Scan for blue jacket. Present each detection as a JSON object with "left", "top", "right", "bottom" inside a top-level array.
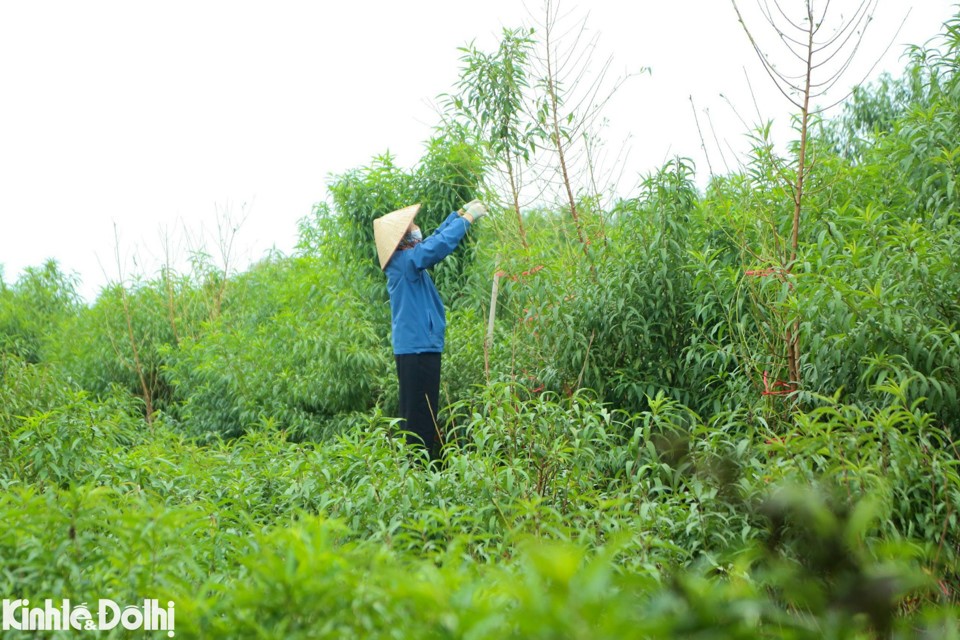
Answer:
[{"left": 384, "top": 212, "right": 471, "bottom": 355}]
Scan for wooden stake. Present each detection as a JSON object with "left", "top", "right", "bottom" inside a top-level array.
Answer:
[{"left": 484, "top": 267, "right": 501, "bottom": 381}]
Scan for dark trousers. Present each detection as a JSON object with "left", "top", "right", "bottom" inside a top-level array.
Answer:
[{"left": 395, "top": 352, "right": 442, "bottom": 458}]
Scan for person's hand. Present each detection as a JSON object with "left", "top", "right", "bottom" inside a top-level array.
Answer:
[{"left": 460, "top": 199, "right": 487, "bottom": 222}]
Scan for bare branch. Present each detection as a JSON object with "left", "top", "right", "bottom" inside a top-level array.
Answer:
[
  {"left": 760, "top": 0, "right": 810, "bottom": 50},
  {"left": 777, "top": 35, "right": 813, "bottom": 65},
  {"left": 731, "top": 0, "right": 805, "bottom": 107},
  {"left": 743, "top": 68, "right": 766, "bottom": 125},
  {"left": 690, "top": 95, "right": 716, "bottom": 177},
  {"left": 812, "top": 0, "right": 874, "bottom": 52},
  {"left": 812, "top": 0, "right": 873, "bottom": 55},
  {"left": 812, "top": 24, "right": 867, "bottom": 73},
  {"left": 816, "top": 0, "right": 833, "bottom": 34},
  {"left": 721, "top": 90, "right": 750, "bottom": 130},
  {"left": 768, "top": 0, "right": 805, "bottom": 33},
  {"left": 725, "top": 138, "right": 748, "bottom": 173},
  {"left": 810, "top": 10, "right": 908, "bottom": 114},
  {"left": 705, "top": 107, "right": 732, "bottom": 175},
  {"left": 810, "top": 45, "right": 863, "bottom": 94}
]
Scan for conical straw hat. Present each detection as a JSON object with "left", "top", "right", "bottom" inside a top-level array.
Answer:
[{"left": 373, "top": 203, "right": 421, "bottom": 269}]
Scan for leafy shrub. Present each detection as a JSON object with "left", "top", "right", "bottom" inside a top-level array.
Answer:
[
  {"left": 163, "top": 255, "right": 390, "bottom": 440},
  {"left": 515, "top": 159, "right": 699, "bottom": 413},
  {"left": 0, "top": 260, "right": 81, "bottom": 363},
  {"left": 1, "top": 384, "right": 147, "bottom": 489}
]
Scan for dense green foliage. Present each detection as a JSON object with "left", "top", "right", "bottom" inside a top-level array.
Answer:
[{"left": 2, "top": 10, "right": 960, "bottom": 639}]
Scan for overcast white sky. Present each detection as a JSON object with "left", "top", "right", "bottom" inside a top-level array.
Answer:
[{"left": 1, "top": 1, "right": 956, "bottom": 301}]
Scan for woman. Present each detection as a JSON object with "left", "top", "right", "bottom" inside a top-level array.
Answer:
[{"left": 373, "top": 200, "right": 487, "bottom": 459}]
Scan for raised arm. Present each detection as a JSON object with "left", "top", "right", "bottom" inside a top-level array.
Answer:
[{"left": 410, "top": 212, "right": 471, "bottom": 271}]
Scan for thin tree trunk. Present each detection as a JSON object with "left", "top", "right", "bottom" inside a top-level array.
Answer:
[
  {"left": 163, "top": 268, "right": 180, "bottom": 347},
  {"left": 113, "top": 225, "right": 154, "bottom": 425},
  {"left": 120, "top": 285, "right": 154, "bottom": 426},
  {"left": 785, "top": 4, "right": 816, "bottom": 388},
  {"left": 790, "top": 11, "right": 814, "bottom": 267},
  {"left": 548, "top": 77, "right": 589, "bottom": 256},
  {"left": 543, "top": 14, "right": 589, "bottom": 258},
  {"left": 506, "top": 157, "right": 529, "bottom": 247}
]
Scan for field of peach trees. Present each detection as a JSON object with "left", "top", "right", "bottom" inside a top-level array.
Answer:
[{"left": 2, "top": 6, "right": 960, "bottom": 639}]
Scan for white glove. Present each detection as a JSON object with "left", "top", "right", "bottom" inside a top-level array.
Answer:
[{"left": 461, "top": 199, "right": 487, "bottom": 222}]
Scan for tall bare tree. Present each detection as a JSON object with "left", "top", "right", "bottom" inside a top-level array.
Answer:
[
  {"left": 730, "top": 0, "right": 903, "bottom": 388},
  {"left": 531, "top": 0, "right": 639, "bottom": 255}
]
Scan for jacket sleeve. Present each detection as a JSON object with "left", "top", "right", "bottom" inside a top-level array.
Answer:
[{"left": 410, "top": 212, "right": 471, "bottom": 271}]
